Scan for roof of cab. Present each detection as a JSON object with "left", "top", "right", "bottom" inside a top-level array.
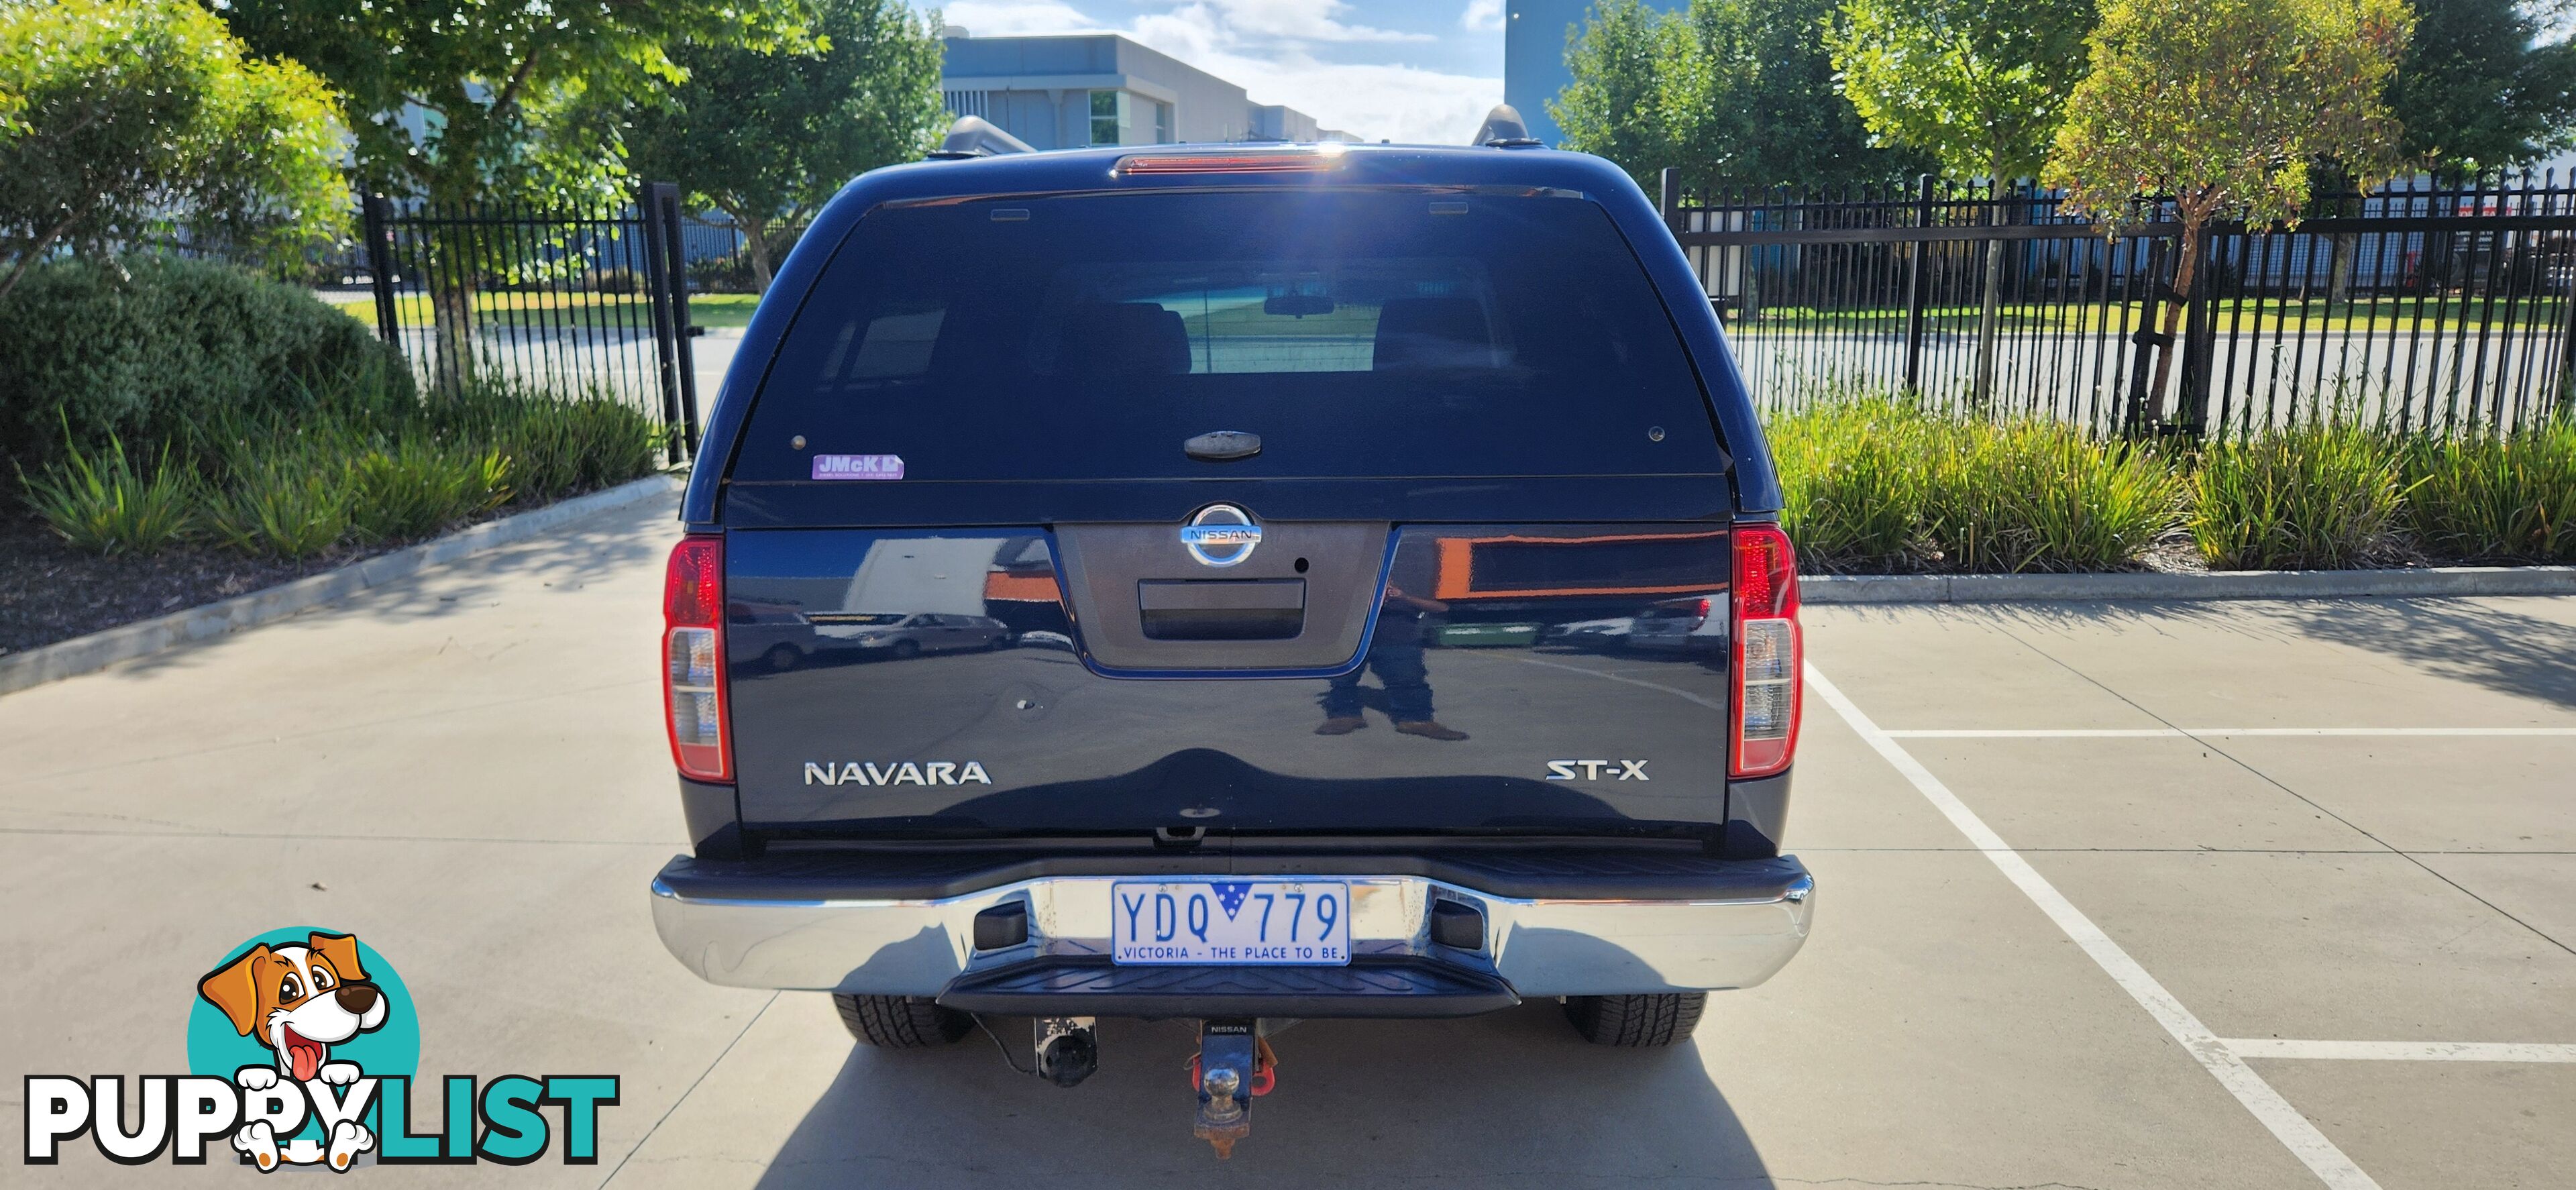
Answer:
[{"left": 828, "top": 140, "right": 1649, "bottom": 209}]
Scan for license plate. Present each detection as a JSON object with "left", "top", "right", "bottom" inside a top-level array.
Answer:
[{"left": 1110, "top": 881, "right": 1352, "bottom": 965}]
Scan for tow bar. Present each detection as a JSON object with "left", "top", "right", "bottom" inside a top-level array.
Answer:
[{"left": 1189, "top": 1019, "right": 1278, "bottom": 1158}]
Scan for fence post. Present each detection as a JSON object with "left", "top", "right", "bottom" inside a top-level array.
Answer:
[
  {"left": 2123, "top": 233, "right": 2171, "bottom": 435},
  {"left": 656, "top": 184, "right": 703, "bottom": 459},
  {"left": 639, "top": 180, "right": 688, "bottom": 466},
  {"left": 2176, "top": 229, "right": 2220, "bottom": 437},
  {"left": 1660, "top": 168, "right": 1680, "bottom": 230},
  {"left": 362, "top": 195, "right": 400, "bottom": 346},
  {"left": 1904, "top": 174, "right": 1933, "bottom": 394}
]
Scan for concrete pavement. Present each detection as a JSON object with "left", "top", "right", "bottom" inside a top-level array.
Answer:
[{"left": 4, "top": 493, "right": 2569, "bottom": 1187}]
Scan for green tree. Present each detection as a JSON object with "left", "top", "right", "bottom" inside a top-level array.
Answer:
[
  {"left": 619, "top": 0, "right": 945, "bottom": 292},
  {"left": 215, "top": 0, "right": 803, "bottom": 388},
  {"left": 1669, "top": 0, "right": 1894, "bottom": 190},
  {"left": 2044, "top": 0, "right": 2408, "bottom": 431},
  {"left": 1826, "top": 0, "right": 2094, "bottom": 405},
  {"left": 1552, "top": 0, "right": 1686, "bottom": 183},
  {"left": 1554, "top": 0, "right": 1894, "bottom": 191},
  {"left": 0, "top": 0, "right": 345, "bottom": 303},
  {"left": 2386, "top": 0, "right": 2576, "bottom": 176}
]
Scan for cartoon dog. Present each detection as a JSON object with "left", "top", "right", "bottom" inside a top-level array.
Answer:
[{"left": 197, "top": 932, "right": 387, "bottom": 1171}]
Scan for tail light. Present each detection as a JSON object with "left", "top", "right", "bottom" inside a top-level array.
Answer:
[
  {"left": 663, "top": 535, "right": 730, "bottom": 781},
  {"left": 1730, "top": 523, "right": 1802, "bottom": 778}
]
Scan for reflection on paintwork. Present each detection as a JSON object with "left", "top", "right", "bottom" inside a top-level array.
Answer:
[{"left": 724, "top": 524, "right": 1733, "bottom": 835}]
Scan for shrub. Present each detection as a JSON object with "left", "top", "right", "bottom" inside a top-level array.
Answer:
[
  {"left": 17, "top": 429, "right": 199, "bottom": 553},
  {"left": 209, "top": 468, "right": 354, "bottom": 558},
  {"left": 2401, "top": 421, "right": 2576, "bottom": 562},
  {"left": 2189, "top": 423, "right": 2406, "bottom": 570},
  {"left": 1770, "top": 397, "right": 1935, "bottom": 567},
  {"left": 346, "top": 436, "right": 511, "bottom": 543},
  {"left": 203, "top": 425, "right": 356, "bottom": 558},
  {"left": 1937, "top": 422, "right": 2184, "bottom": 572},
  {"left": 1770, "top": 398, "right": 2184, "bottom": 572},
  {"left": 437, "top": 379, "right": 661, "bottom": 501},
  {"left": 0, "top": 256, "right": 413, "bottom": 468}
]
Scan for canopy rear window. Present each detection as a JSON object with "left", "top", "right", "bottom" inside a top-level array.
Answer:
[{"left": 734, "top": 189, "right": 1722, "bottom": 482}]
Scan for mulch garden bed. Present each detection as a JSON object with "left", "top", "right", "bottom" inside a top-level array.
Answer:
[{"left": 0, "top": 512, "right": 395, "bottom": 657}]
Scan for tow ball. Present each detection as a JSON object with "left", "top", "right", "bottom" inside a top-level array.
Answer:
[{"left": 1189, "top": 1019, "right": 1278, "bottom": 1159}]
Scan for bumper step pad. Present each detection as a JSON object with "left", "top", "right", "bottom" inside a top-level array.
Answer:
[{"left": 937, "top": 957, "right": 1518, "bottom": 1019}]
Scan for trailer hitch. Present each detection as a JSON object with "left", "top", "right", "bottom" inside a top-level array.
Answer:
[{"left": 1190, "top": 1018, "right": 1276, "bottom": 1158}]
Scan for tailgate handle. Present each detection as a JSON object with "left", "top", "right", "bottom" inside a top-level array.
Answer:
[
  {"left": 1183, "top": 430, "right": 1262, "bottom": 461},
  {"left": 1137, "top": 579, "right": 1305, "bottom": 641}
]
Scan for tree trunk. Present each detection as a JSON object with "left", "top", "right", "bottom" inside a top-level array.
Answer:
[
  {"left": 427, "top": 248, "right": 477, "bottom": 395},
  {"left": 423, "top": 195, "right": 480, "bottom": 396},
  {"left": 1974, "top": 227, "right": 2004, "bottom": 411},
  {"left": 2326, "top": 231, "right": 2357, "bottom": 309},
  {"left": 743, "top": 215, "right": 773, "bottom": 294},
  {"left": 2149, "top": 218, "right": 2204, "bottom": 417},
  {"left": 0, "top": 211, "right": 84, "bottom": 305},
  {"left": 1972, "top": 180, "right": 2008, "bottom": 412}
]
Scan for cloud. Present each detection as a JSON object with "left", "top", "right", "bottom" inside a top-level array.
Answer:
[
  {"left": 1169, "top": 52, "right": 1502, "bottom": 144},
  {"left": 939, "top": 0, "right": 1499, "bottom": 143},
  {"left": 1193, "top": 0, "right": 1432, "bottom": 44},
  {"left": 938, "top": 0, "right": 1101, "bottom": 36},
  {"left": 1460, "top": 0, "right": 1503, "bottom": 32}
]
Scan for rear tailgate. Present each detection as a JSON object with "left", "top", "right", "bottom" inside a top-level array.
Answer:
[{"left": 725, "top": 523, "right": 1732, "bottom": 834}]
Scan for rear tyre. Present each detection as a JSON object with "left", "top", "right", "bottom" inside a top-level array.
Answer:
[
  {"left": 1563, "top": 993, "right": 1706, "bottom": 1047},
  {"left": 833, "top": 994, "right": 973, "bottom": 1048}
]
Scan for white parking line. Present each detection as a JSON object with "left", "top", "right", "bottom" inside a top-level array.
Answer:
[
  {"left": 1805, "top": 662, "right": 2383, "bottom": 1190},
  {"left": 1884, "top": 727, "right": 2576, "bottom": 738},
  {"left": 2223, "top": 1039, "right": 2576, "bottom": 1063}
]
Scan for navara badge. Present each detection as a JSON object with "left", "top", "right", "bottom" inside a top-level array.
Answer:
[{"left": 1181, "top": 504, "right": 1262, "bottom": 567}]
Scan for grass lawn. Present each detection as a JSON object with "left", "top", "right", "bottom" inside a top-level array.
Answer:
[{"left": 326, "top": 290, "right": 765, "bottom": 331}]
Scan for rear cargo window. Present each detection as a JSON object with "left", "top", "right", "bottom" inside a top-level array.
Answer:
[{"left": 735, "top": 189, "right": 1722, "bottom": 482}]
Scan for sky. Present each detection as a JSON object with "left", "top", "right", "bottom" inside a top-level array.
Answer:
[{"left": 935, "top": 0, "right": 1508, "bottom": 146}]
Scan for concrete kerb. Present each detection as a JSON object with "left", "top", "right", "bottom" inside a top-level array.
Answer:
[
  {"left": 1805, "top": 565, "right": 2576, "bottom": 604},
  {"left": 0, "top": 472, "right": 684, "bottom": 696}
]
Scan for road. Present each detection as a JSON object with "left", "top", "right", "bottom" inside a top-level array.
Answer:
[{"left": 4, "top": 490, "right": 2570, "bottom": 1187}]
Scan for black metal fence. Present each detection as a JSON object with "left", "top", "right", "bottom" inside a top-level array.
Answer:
[
  {"left": 1664, "top": 171, "right": 2576, "bottom": 436},
  {"left": 345, "top": 182, "right": 704, "bottom": 462}
]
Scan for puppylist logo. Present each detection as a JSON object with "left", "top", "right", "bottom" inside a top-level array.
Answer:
[{"left": 23, "top": 927, "right": 619, "bottom": 1171}]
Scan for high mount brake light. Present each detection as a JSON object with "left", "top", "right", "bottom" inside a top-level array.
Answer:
[
  {"left": 663, "top": 535, "right": 731, "bottom": 782},
  {"left": 1730, "top": 524, "right": 1802, "bottom": 779},
  {"left": 1116, "top": 148, "right": 1344, "bottom": 176}
]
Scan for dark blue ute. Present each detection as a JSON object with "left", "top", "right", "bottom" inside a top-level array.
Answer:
[{"left": 679, "top": 141, "right": 1792, "bottom": 853}]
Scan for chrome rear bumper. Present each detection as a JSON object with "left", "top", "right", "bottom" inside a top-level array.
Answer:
[{"left": 649, "top": 854, "right": 1813, "bottom": 1003}]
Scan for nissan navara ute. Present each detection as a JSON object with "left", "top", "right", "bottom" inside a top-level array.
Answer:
[{"left": 649, "top": 107, "right": 1812, "bottom": 1158}]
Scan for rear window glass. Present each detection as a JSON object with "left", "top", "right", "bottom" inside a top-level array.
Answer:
[{"left": 735, "top": 189, "right": 1721, "bottom": 482}]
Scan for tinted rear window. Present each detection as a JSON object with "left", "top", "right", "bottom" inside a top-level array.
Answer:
[{"left": 735, "top": 189, "right": 1721, "bottom": 482}]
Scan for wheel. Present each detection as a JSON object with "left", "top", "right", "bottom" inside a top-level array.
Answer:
[
  {"left": 1563, "top": 993, "right": 1706, "bottom": 1046},
  {"left": 764, "top": 643, "right": 801, "bottom": 672},
  {"left": 890, "top": 639, "right": 922, "bottom": 660},
  {"left": 833, "top": 994, "right": 971, "bottom": 1047}
]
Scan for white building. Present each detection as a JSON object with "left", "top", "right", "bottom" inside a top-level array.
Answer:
[{"left": 938, "top": 32, "right": 1358, "bottom": 149}]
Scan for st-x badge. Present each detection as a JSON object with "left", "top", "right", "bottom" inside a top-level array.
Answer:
[{"left": 1180, "top": 504, "right": 1262, "bottom": 567}]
